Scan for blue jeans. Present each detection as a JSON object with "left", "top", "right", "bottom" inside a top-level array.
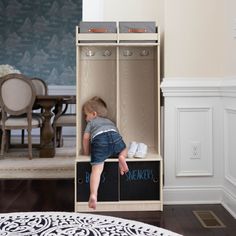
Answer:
[{"left": 91, "top": 131, "right": 126, "bottom": 165}]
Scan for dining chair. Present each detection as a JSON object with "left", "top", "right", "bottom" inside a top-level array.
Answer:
[
  {"left": 53, "top": 97, "right": 76, "bottom": 147},
  {"left": 31, "top": 77, "right": 48, "bottom": 147},
  {"left": 0, "top": 73, "right": 43, "bottom": 159},
  {"left": 19, "top": 77, "right": 48, "bottom": 145},
  {"left": 31, "top": 77, "right": 48, "bottom": 97},
  {"left": 28, "top": 77, "right": 48, "bottom": 143}
]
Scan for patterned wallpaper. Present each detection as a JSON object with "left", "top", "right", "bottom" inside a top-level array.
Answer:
[{"left": 0, "top": 0, "right": 82, "bottom": 85}]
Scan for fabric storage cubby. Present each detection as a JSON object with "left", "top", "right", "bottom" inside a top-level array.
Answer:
[
  {"left": 76, "top": 162, "right": 119, "bottom": 202},
  {"left": 120, "top": 161, "right": 160, "bottom": 201},
  {"left": 75, "top": 22, "right": 162, "bottom": 212}
]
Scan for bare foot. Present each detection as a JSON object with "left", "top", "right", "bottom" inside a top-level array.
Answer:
[
  {"left": 118, "top": 155, "right": 129, "bottom": 175},
  {"left": 88, "top": 194, "right": 97, "bottom": 210}
]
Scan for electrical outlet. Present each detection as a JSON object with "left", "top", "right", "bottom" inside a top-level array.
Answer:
[{"left": 190, "top": 141, "right": 201, "bottom": 159}]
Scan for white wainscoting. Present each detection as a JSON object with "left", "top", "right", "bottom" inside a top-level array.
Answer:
[
  {"left": 161, "top": 77, "right": 236, "bottom": 218},
  {"left": 176, "top": 106, "right": 213, "bottom": 177},
  {"left": 224, "top": 108, "right": 236, "bottom": 186},
  {"left": 222, "top": 96, "right": 236, "bottom": 218}
]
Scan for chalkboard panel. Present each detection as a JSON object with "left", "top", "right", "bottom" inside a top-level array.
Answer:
[
  {"left": 120, "top": 161, "right": 160, "bottom": 200},
  {"left": 76, "top": 162, "right": 119, "bottom": 202}
]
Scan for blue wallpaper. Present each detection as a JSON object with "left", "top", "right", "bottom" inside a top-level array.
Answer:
[{"left": 0, "top": 0, "right": 82, "bottom": 85}]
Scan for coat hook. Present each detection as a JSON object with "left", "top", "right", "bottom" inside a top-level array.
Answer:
[
  {"left": 86, "top": 50, "right": 95, "bottom": 57},
  {"left": 103, "top": 50, "right": 112, "bottom": 56},
  {"left": 123, "top": 49, "right": 133, "bottom": 56},
  {"left": 140, "top": 49, "right": 149, "bottom": 56}
]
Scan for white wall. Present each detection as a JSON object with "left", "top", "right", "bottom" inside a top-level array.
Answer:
[
  {"left": 225, "top": 0, "right": 236, "bottom": 77},
  {"left": 83, "top": 0, "right": 164, "bottom": 30},
  {"left": 83, "top": 0, "right": 104, "bottom": 21},
  {"left": 164, "top": 0, "right": 225, "bottom": 77}
]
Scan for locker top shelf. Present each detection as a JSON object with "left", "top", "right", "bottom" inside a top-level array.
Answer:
[
  {"left": 75, "top": 153, "right": 162, "bottom": 162},
  {"left": 76, "top": 26, "right": 160, "bottom": 45}
]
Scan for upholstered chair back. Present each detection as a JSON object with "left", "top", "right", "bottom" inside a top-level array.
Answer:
[{"left": 0, "top": 73, "right": 36, "bottom": 116}]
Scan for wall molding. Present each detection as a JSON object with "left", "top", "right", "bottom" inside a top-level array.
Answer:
[
  {"left": 161, "top": 77, "right": 236, "bottom": 218},
  {"left": 224, "top": 107, "right": 236, "bottom": 186},
  {"left": 164, "top": 186, "right": 236, "bottom": 219},
  {"left": 163, "top": 186, "right": 222, "bottom": 205},
  {"left": 161, "top": 77, "right": 236, "bottom": 97},
  {"left": 175, "top": 106, "right": 213, "bottom": 176},
  {"left": 222, "top": 187, "right": 236, "bottom": 219}
]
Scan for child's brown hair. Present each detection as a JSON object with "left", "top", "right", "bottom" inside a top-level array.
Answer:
[{"left": 82, "top": 96, "right": 108, "bottom": 117}]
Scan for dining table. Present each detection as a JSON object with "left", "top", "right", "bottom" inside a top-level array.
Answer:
[{"left": 35, "top": 95, "right": 76, "bottom": 158}]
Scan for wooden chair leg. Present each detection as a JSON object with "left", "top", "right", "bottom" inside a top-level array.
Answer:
[
  {"left": 40, "top": 127, "right": 43, "bottom": 146},
  {"left": 27, "top": 129, "right": 32, "bottom": 160},
  {"left": 21, "top": 129, "right": 25, "bottom": 144},
  {"left": 59, "top": 127, "right": 63, "bottom": 147},
  {"left": 0, "top": 129, "right": 6, "bottom": 158},
  {"left": 56, "top": 127, "right": 63, "bottom": 147},
  {"left": 5, "top": 130, "right": 10, "bottom": 152},
  {"left": 53, "top": 125, "right": 57, "bottom": 148}
]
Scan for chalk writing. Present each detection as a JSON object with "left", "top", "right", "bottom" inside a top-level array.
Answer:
[
  {"left": 85, "top": 172, "right": 90, "bottom": 184},
  {"left": 85, "top": 172, "right": 106, "bottom": 184},
  {"left": 125, "top": 169, "right": 154, "bottom": 181}
]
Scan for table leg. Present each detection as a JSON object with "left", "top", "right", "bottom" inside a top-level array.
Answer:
[{"left": 40, "top": 103, "right": 55, "bottom": 158}]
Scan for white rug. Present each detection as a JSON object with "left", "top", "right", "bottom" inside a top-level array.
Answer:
[
  {"left": 0, "top": 212, "right": 182, "bottom": 236},
  {"left": 0, "top": 136, "right": 76, "bottom": 179}
]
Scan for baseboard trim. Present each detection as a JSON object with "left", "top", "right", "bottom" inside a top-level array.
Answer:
[
  {"left": 163, "top": 186, "right": 222, "bottom": 205},
  {"left": 221, "top": 187, "right": 236, "bottom": 219},
  {"left": 163, "top": 186, "right": 236, "bottom": 218}
]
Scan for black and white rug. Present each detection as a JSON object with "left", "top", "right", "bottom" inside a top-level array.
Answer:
[{"left": 0, "top": 212, "right": 182, "bottom": 236}]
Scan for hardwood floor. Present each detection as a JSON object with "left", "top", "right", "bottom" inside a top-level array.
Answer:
[
  {"left": 163, "top": 204, "right": 236, "bottom": 236},
  {"left": 0, "top": 179, "right": 236, "bottom": 236}
]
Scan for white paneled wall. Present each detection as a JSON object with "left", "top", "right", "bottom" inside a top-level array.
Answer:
[
  {"left": 161, "top": 78, "right": 236, "bottom": 218},
  {"left": 222, "top": 95, "right": 236, "bottom": 218},
  {"left": 175, "top": 106, "right": 213, "bottom": 177}
]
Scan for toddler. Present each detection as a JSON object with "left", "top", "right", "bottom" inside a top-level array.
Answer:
[{"left": 82, "top": 96, "right": 129, "bottom": 209}]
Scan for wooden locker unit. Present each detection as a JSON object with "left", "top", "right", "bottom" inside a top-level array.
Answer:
[{"left": 75, "top": 22, "right": 162, "bottom": 212}]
